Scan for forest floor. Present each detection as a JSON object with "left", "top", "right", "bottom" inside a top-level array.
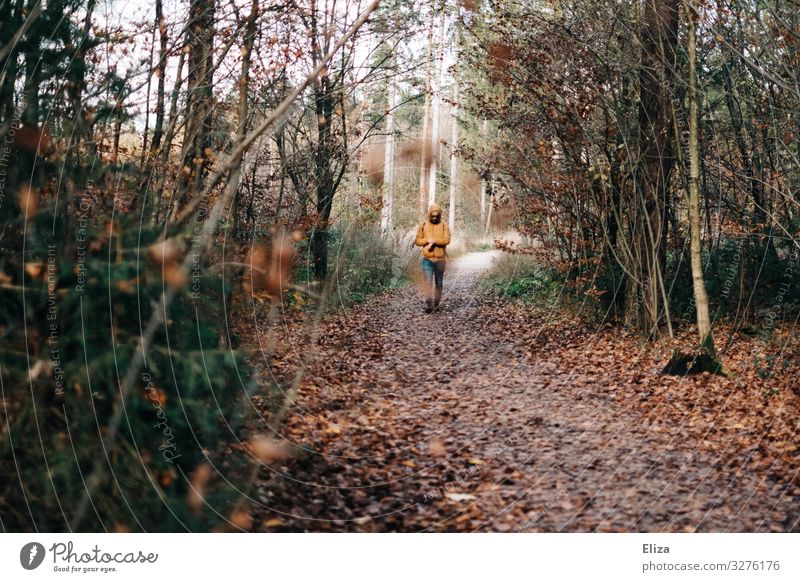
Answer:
[{"left": 246, "top": 251, "right": 800, "bottom": 532}]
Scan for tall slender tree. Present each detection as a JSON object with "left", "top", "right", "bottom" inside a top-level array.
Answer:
[
  {"left": 448, "top": 3, "right": 461, "bottom": 231},
  {"left": 625, "top": 0, "right": 679, "bottom": 337},
  {"left": 418, "top": 0, "right": 437, "bottom": 214},
  {"left": 427, "top": 3, "right": 446, "bottom": 206},
  {"left": 381, "top": 50, "right": 397, "bottom": 236},
  {"left": 149, "top": 0, "right": 168, "bottom": 155},
  {"left": 683, "top": 0, "right": 714, "bottom": 354},
  {"left": 172, "top": 0, "right": 216, "bottom": 218}
]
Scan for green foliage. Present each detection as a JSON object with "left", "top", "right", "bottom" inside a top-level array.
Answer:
[
  {"left": 328, "top": 225, "right": 406, "bottom": 308},
  {"left": 0, "top": 213, "right": 252, "bottom": 532},
  {"left": 290, "top": 224, "right": 405, "bottom": 310},
  {"left": 499, "top": 273, "right": 549, "bottom": 298},
  {"left": 479, "top": 254, "right": 562, "bottom": 303},
  {"left": 754, "top": 353, "right": 791, "bottom": 381},
  {"left": 666, "top": 237, "right": 800, "bottom": 326},
  {"left": 463, "top": 239, "right": 495, "bottom": 253}
]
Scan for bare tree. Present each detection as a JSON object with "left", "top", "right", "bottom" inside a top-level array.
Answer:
[
  {"left": 381, "top": 51, "right": 396, "bottom": 236},
  {"left": 448, "top": 2, "right": 460, "bottom": 231},
  {"left": 684, "top": 0, "right": 714, "bottom": 354},
  {"left": 427, "top": 2, "right": 446, "bottom": 206},
  {"left": 418, "top": 0, "right": 437, "bottom": 214}
]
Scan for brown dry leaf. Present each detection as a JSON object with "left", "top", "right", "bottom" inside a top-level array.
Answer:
[
  {"left": 445, "top": 493, "right": 477, "bottom": 502},
  {"left": 159, "top": 467, "right": 176, "bottom": 488},
  {"left": 13, "top": 125, "right": 51, "bottom": 154},
  {"left": 162, "top": 262, "right": 187, "bottom": 289},
  {"left": 17, "top": 185, "right": 39, "bottom": 220},
  {"left": 454, "top": 513, "right": 472, "bottom": 524},
  {"left": 116, "top": 279, "right": 137, "bottom": 294},
  {"left": 488, "top": 43, "right": 512, "bottom": 70},
  {"left": 147, "top": 239, "right": 181, "bottom": 266},
  {"left": 244, "top": 244, "right": 269, "bottom": 297},
  {"left": 187, "top": 464, "right": 214, "bottom": 512},
  {"left": 24, "top": 262, "right": 45, "bottom": 280},
  {"left": 265, "top": 233, "right": 296, "bottom": 297},
  {"left": 236, "top": 253, "right": 800, "bottom": 533},
  {"left": 229, "top": 510, "right": 252, "bottom": 530},
  {"left": 361, "top": 142, "right": 386, "bottom": 185},
  {"left": 248, "top": 435, "right": 290, "bottom": 463},
  {"left": 145, "top": 387, "right": 168, "bottom": 407},
  {"left": 262, "top": 518, "right": 284, "bottom": 528},
  {"left": 429, "top": 438, "right": 446, "bottom": 457}
]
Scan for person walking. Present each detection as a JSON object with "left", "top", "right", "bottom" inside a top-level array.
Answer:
[{"left": 415, "top": 203, "right": 451, "bottom": 313}]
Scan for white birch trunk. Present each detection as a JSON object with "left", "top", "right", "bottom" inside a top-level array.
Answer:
[
  {"left": 448, "top": 101, "right": 458, "bottom": 231},
  {"left": 418, "top": 1, "right": 436, "bottom": 214},
  {"left": 479, "top": 177, "right": 487, "bottom": 232},
  {"left": 479, "top": 119, "right": 488, "bottom": 231},
  {"left": 427, "top": 6, "right": 446, "bottom": 206},
  {"left": 381, "top": 77, "right": 396, "bottom": 237},
  {"left": 448, "top": 2, "right": 460, "bottom": 231}
]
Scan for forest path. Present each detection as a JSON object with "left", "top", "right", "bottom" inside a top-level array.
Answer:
[{"left": 252, "top": 252, "right": 793, "bottom": 532}]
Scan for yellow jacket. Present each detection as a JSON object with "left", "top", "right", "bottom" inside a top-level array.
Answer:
[{"left": 415, "top": 204, "right": 451, "bottom": 261}]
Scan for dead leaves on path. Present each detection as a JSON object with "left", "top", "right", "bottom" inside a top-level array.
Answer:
[{"left": 243, "top": 271, "right": 799, "bottom": 532}]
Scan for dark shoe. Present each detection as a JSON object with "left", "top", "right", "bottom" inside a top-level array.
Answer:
[
  {"left": 425, "top": 306, "right": 433, "bottom": 314},
  {"left": 433, "top": 289, "right": 442, "bottom": 311}
]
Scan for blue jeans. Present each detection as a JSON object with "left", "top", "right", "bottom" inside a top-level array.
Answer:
[{"left": 422, "top": 258, "right": 445, "bottom": 307}]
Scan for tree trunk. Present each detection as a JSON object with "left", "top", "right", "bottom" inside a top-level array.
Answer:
[
  {"left": 480, "top": 174, "right": 487, "bottom": 233},
  {"left": 484, "top": 187, "right": 494, "bottom": 240},
  {"left": 151, "top": 46, "right": 185, "bottom": 223},
  {"left": 418, "top": 0, "right": 437, "bottom": 214},
  {"left": 150, "top": 0, "right": 167, "bottom": 155},
  {"left": 625, "top": 0, "right": 679, "bottom": 338},
  {"left": 172, "top": 0, "right": 215, "bottom": 218},
  {"left": 60, "top": 0, "right": 95, "bottom": 221},
  {"left": 228, "top": 0, "right": 258, "bottom": 237},
  {"left": 427, "top": 4, "right": 446, "bottom": 206},
  {"left": 479, "top": 119, "right": 488, "bottom": 231},
  {"left": 448, "top": 100, "right": 458, "bottom": 232},
  {"left": 684, "top": 0, "right": 714, "bottom": 353},
  {"left": 141, "top": 18, "right": 156, "bottom": 163},
  {"left": 111, "top": 95, "right": 123, "bottom": 164},
  {"left": 381, "top": 52, "right": 396, "bottom": 237},
  {"left": 448, "top": 3, "right": 460, "bottom": 232},
  {"left": 312, "top": 75, "right": 335, "bottom": 280},
  {"left": 0, "top": 0, "right": 21, "bottom": 129},
  {"left": 310, "top": 5, "right": 336, "bottom": 281}
]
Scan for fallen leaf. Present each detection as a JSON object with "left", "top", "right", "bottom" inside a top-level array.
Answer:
[
  {"left": 445, "top": 493, "right": 477, "bottom": 502},
  {"left": 248, "top": 435, "right": 290, "bottom": 463}
]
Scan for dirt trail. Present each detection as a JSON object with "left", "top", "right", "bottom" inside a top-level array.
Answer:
[{"left": 252, "top": 252, "right": 796, "bottom": 532}]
